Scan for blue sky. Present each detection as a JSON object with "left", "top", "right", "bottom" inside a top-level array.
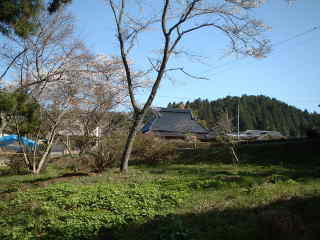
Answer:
[{"left": 68, "top": 0, "right": 320, "bottom": 112}]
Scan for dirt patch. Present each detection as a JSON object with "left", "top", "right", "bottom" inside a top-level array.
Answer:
[
  {"left": 31, "top": 172, "right": 95, "bottom": 187},
  {"left": 0, "top": 172, "right": 96, "bottom": 196}
]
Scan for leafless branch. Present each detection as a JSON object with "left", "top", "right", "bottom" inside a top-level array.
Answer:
[
  {"left": 0, "top": 48, "right": 28, "bottom": 81},
  {"left": 165, "top": 67, "right": 209, "bottom": 80}
]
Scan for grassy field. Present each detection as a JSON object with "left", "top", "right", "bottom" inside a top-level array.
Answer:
[{"left": 0, "top": 140, "right": 320, "bottom": 239}]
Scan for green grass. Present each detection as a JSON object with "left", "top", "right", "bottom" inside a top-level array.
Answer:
[{"left": 0, "top": 140, "right": 320, "bottom": 239}]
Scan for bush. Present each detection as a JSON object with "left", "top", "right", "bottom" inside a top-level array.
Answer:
[
  {"left": 306, "top": 128, "right": 320, "bottom": 139},
  {"left": 72, "top": 136, "right": 97, "bottom": 155},
  {"left": 88, "top": 131, "right": 127, "bottom": 172},
  {"left": 258, "top": 210, "right": 305, "bottom": 240},
  {"left": 55, "top": 133, "right": 179, "bottom": 171},
  {"left": 53, "top": 131, "right": 127, "bottom": 173},
  {"left": 52, "top": 154, "right": 91, "bottom": 172},
  {"left": 132, "top": 134, "right": 178, "bottom": 164},
  {"left": 208, "top": 136, "right": 239, "bottom": 164},
  {"left": 6, "top": 154, "right": 29, "bottom": 174}
]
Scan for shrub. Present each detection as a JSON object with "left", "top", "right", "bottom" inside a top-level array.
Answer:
[
  {"left": 54, "top": 131, "right": 127, "bottom": 173},
  {"left": 208, "top": 136, "right": 239, "bottom": 164},
  {"left": 132, "top": 134, "right": 178, "bottom": 164},
  {"left": 305, "top": 128, "right": 320, "bottom": 139},
  {"left": 6, "top": 154, "right": 29, "bottom": 174},
  {"left": 258, "top": 210, "right": 305, "bottom": 240},
  {"left": 157, "top": 215, "right": 191, "bottom": 240},
  {"left": 52, "top": 154, "right": 91, "bottom": 172},
  {"left": 72, "top": 136, "right": 97, "bottom": 155},
  {"left": 88, "top": 130, "right": 127, "bottom": 172}
]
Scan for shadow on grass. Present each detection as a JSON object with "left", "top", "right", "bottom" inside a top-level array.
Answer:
[
  {"left": 238, "top": 139, "right": 320, "bottom": 166},
  {"left": 157, "top": 164, "right": 320, "bottom": 185},
  {"left": 22, "top": 172, "right": 90, "bottom": 184},
  {"left": 136, "top": 139, "right": 320, "bottom": 185},
  {"left": 0, "top": 167, "right": 29, "bottom": 177},
  {"left": 109, "top": 195, "right": 320, "bottom": 240}
]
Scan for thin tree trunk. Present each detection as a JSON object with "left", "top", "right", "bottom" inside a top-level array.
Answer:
[
  {"left": 32, "top": 156, "right": 37, "bottom": 173},
  {"left": 63, "top": 139, "right": 73, "bottom": 156},
  {"left": 22, "top": 151, "right": 32, "bottom": 170},
  {"left": 120, "top": 115, "right": 144, "bottom": 173},
  {"left": 230, "top": 146, "right": 239, "bottom": 164},
  {"left": 0, "top": 112, "right": 7, "bottom": 136},
  {"left": 35, "top": 141, "right": 54, "bottom": 174}
]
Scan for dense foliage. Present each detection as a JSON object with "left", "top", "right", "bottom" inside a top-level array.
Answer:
[
  {"left": 0, "top": 90, "right": 41, "bottom": 134},
  {"left": 0, "top": 182, "right": 186, "bottom": 239},
  {"left": 0, "top": 0, "right": 42, "bottom": 38},
  {"left": 0, "top": 0, "right": 72, "bottom": 38},
  {"left": 132, "top": 134, "right": 179, "bottom": 164},
  {"left": 168, "top": 95, "right": 320, "bottom": 137},
  {"left": 47, "top": 0, "right": 73, "bottom": 14}
]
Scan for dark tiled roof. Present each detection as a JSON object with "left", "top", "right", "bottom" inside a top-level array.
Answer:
[{"left": 142, "top": 108, "right": 208, "bottom": 134}]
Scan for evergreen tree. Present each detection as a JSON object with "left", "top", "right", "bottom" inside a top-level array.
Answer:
[
  {"left": 0, "top": 0, "right": 71, "bottom": 38},
  {"left": 0, "top": 0, "right": 42, "bottom": 38},
  {"left": 0, "top": 90, "right": 40, "bottom": 135},
  {"left": 168, "top": 95, "right": 320, "bottom": 137}
]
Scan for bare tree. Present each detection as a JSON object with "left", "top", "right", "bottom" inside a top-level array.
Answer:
[
  {"left": 0, "top": 9, "right": 94, "bottom": 174},
  {"left": 59, "top": 55, "right": 132, "bottom": 154},
  {"left": 106, "top": 0, "right": 291, "bottom": 173},
  {"left": 0, "top": 10, "right": 88, "bottom": 93},
  {"left": 213, "top": 110, "right": 239, "bottom": 163},
  {"left": 14, "top": 53, "right": 137, "bottom": 174}
]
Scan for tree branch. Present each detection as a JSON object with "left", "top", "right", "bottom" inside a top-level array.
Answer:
[
  {"left": 0, "top": 48, "right": 28, "bottom": 81},
  {"left": 109, "top": 0, "right": 140, "bottom": 112}
]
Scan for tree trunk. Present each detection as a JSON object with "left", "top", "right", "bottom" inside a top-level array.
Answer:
[
  {"left": 120, "top": 115, "right": 144, "bottom": 173},
  {"left": 21, "top": 151, "right": 32, "bottom": 171},
  {"left": 34, "top": 142, "right": 53, "bottom": 174},
  {"left": 0, "top": 112, "right": 7, "bottom": 136},
  {"left": 34, "top": 130, "right": 57, "bottom": 174}
]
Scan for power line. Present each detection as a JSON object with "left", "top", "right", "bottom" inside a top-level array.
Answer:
[
  {"left": 201, "top": 24, "right": 320, "bottom": 77},
  {"left": 272, "top": 25, "right": 320, "bottom": 47},
  {"left": 154, "top": 25, "right": 320, "bottom": 103}
]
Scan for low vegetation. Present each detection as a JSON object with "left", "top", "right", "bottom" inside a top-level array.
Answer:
[{"left": 0, "top": 139, "right": 320, "bottom": 239}]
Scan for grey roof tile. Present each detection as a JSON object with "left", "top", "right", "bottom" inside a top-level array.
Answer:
[{"left": 143, "top": 108, "right": 208, "bottom": 134}]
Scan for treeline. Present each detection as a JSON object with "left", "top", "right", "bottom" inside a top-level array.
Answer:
[{"left": 168, "top": 95, "right": 320, "bottom": 137}]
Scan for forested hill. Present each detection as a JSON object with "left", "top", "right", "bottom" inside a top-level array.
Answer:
[{"left": 168, "top": 95, "right": 320, "bottom": 137}]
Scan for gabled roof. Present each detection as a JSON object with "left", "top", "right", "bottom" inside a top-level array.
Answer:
[{"left": 142, "top": 108, "right": 208, "bottom": 134}]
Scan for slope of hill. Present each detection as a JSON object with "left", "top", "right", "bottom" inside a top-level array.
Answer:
[{"left": 168, "top": 95, "right": 320, "bottom": 137}]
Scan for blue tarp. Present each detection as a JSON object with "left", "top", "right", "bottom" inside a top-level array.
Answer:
[{"left": 0, "top": 134, "right": 38, "bottom": 147}]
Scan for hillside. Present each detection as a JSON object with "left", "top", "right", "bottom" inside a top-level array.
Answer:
[{"left": 168, "top": 95, "right": 320, "bottom": 137}]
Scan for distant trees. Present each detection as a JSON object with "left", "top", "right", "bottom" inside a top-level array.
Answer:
[{"left": 169, "top": 95, "right": 320, "bottom": 137}]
